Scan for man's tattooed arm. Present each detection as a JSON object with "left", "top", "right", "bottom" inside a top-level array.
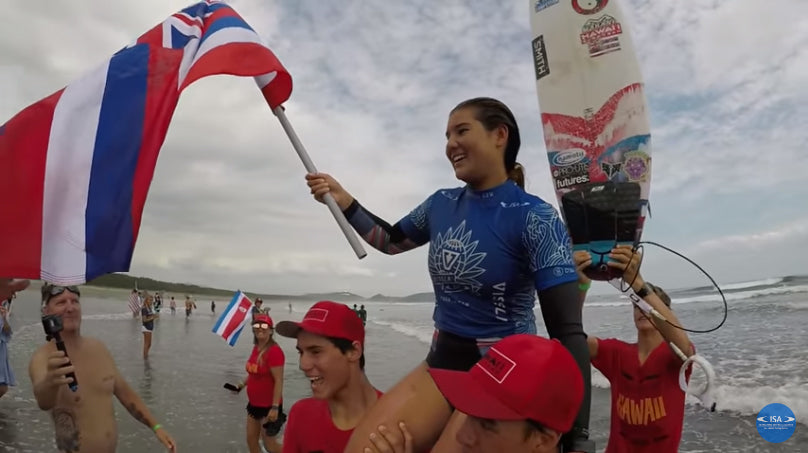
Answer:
[
  {"left": 52, "top": 407, "right": 80, "bottom": 453},
  {"left": 113, "top": 373, "right": 158, "bottom": 429}
]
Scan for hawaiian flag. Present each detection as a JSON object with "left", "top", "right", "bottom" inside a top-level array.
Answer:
[
  {"left": 212, "top": 290, "right": 253, "bottom": 346},
  {"left": 0, "top": 0, "right": 292, "bottom": 285}
]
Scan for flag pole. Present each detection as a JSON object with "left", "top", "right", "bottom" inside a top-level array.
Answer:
[{"left": 272, "top": 106, "right": 367, "bottom": 259}]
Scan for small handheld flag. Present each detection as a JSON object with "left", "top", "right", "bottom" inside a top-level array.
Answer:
[{"left": 212, "top": 290, "right": 253, "bottom": 346}]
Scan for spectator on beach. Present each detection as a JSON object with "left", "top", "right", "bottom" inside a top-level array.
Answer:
[
  {"left": 276, "top": 301, "right": 382, "bottom": 453},
  {"left": 0, "top": 304, "right": 15, "bottom": 399},
  {"left": 232, "top": 314, "right": 286, "bottom": 453},
  {"left": 29, "top": 283, "right": 176, "bottom": 452},
  {"left": 251, "top": 298, "right": 267, "bottom": 345},
  {"left": 306, "top": 97, "right": 591, "bottom": 452},
  {"left": 252, "top": 298, "right": 265, "bottom": 321},
  {"left": 575, "top": 246, "right": 694, "bottom": 453},
  {"left": 368, "top": 334, "right": 584, "bottom": 453},
  {"left": 358, "top": 305, "right": 367, "bottom": 326},
  {"left": 141, "top": 294, "right": 158, "bottom": 360},
  {"left": 184, "top": 295, "right": 196, "bottom": 318}
]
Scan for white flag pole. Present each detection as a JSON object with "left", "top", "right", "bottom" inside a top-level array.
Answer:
[{"left": 272, "top": 106, "right": 367, "bottom": 259}]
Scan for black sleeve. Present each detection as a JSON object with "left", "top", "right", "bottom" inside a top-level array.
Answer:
[
  {"left": 537, "top": 280, "right": 595, "bottom": 453},
  {"left": 343, "top": 199, "right": 409, "bottom": 243}
]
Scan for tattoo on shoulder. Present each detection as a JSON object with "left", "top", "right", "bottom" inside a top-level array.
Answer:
[{"left": 52, "top": 407, "right": 80, "bottom": 452}]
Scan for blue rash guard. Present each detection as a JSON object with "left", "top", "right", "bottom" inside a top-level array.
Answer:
[
  {"left": 343, "top": 179, "right": 593, "bottom": 451},
  {"left": 398, "top": 180, "right": 578, "bottom": 338}
]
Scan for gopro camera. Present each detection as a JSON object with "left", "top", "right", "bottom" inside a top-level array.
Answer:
[
  {"left": 42, "top": 314, "right": 63, "bottom": 340},
  {"left": 41, "top": 314, "right": 78, "bottom": 392}
]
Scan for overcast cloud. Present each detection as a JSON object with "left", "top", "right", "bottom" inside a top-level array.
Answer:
[{"left": 1, "top": 0, "right": 805, "bottom": 296}]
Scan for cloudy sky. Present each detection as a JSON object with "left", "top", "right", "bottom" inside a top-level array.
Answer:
[{"left": 2, "top": 0, "right": 806, "bottom": 297}]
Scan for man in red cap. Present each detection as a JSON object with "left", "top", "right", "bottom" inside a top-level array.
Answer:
[
  {"left": 366, "top": 334, "right": 583, "bottom": 453},
  {"left": 276, "top": 301, "right": 382, "bottom": 453}
]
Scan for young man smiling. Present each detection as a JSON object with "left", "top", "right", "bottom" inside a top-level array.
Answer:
[{"left": 276, "top": 301, "right": 382, "bottom": 453}]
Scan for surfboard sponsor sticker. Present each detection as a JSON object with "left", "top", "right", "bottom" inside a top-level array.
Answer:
[
  {"left": 550, "top": 150, "right": 591, "bottom": 190},
  {"left": 572, "top": 0, "right": 609, "bottom": 15},
  {"left": 622, "top": 151, "right": 650, "bottom": 182},
  {"left": 531, "top": 36, "right": 551, "bottom": 80},
  {"left": 534, "top": 0, "right": 560, "bottom": 13},
  {"left": 597, "top": 135, "right": 652, "bottom": 184},
  {"left": 580, "top": 15, "right": 623, "bottom": 57},
  {"left": 551, "top": 148, "right": 587, "bottom": 166}
]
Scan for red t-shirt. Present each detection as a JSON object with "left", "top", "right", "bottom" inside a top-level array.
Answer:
[
  {"left": 282, "top": 389, "right": 383, "bottom": 453},
  {"left": 592, "top": 339, "right": 693, "bottom": 453},
  {"left": 245, "top": 344, "right": 285, "bottom": 407}
]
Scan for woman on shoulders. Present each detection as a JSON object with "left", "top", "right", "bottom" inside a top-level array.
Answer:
[{"left": 306, "top": 97, "right": 593, "bottom": 452}]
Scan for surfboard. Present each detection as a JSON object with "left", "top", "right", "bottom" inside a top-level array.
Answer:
[{"left": 528, "top": 0, "right": 652, "bottom": 276}]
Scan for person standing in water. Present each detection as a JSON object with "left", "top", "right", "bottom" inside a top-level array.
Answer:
[
  {"left": 184, "top": 295, "right": 195, "bottom": 318},
  {"left": 141, "top": 294, "right": 158, "bottom": 360},
  {"left": 211, "top": 300, "right": 216, "bottom": 314},
  {"left": 29, "top": 284, "right": 176, "bottom": 452},
  {"left": 306, "top": 97, "right": 592, "bottom": 452},
  {"left": 169, "top": 297, "right": 176, "bottom": 315},
  {"left": 232, "top": 314, "right": 286, "bottom": 453},
  {"left": 357, "top": 305, "right": 367, "bottom": 326}
]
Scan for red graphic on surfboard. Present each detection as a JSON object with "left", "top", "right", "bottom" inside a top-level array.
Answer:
[
  {"left": 542, "top": 83, "right": 651, "bottom": 202},
  {"left": 572, "top": 0, "right": 609, "bottom": 15}
]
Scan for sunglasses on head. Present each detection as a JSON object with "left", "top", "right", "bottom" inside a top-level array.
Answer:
[
  {"left": 252, "top": 322, "right": 271, "bottom": 330},
  {"left": 42, "top": 285, "right": 81, "bottom": 301}
]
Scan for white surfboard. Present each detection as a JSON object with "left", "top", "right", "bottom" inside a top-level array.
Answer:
[{"left": 528, "top": 0, "right": 652, "bottom": 240}]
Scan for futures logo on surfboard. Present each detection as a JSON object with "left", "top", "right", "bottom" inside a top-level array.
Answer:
[{"left": 572, "top": 0, "right": 608, "bottom": 15}]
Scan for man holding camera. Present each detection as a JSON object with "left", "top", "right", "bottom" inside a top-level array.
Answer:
[{"left": 28, "top": 283, "right": 177, "bottom": 453}]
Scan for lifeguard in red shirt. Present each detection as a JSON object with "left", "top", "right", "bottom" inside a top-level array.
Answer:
[
  {"left": 236, "top": 314, "right": 286, "bottom": 453},
  {"left": 276, "top": 301, "right": 382, "bottom": 453},
  {"left": 576, "top": 246, "right": 695, "bottom": 453}
]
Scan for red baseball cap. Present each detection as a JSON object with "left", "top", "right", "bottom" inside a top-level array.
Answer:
[
  {"left": 253, "top": 314, "right": 273, "bottom": 327},
  {"left": 428, "top": 334, "right": 583, "bottom": 433},
  {"left": 276, "top": 301, "right": 364, "bottom": 346}
]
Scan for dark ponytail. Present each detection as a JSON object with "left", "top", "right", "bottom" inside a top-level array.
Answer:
[
  {"left": 451, "top": 97, "right": 523, "bottom": 188},
  {"left": 508, "top": 162, "right": 525, "bottom": 189}
]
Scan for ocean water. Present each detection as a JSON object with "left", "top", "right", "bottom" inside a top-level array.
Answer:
[{"left": 1, "top": 277, "right": 806, "bottom": 452}]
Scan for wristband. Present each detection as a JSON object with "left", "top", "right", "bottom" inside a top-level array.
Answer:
[
  {"left": 578, "top": 281, "right": 591, "bottom": 291},
  {"left": 270, "top": 405, "right": 279, "bottom": 410},
  {"left": 152, "top": 424, "right": 162, "bottom": 432}
]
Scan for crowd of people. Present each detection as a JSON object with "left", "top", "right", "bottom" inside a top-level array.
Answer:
[{"left": 0, "top": 97, "right": 697, "bottom": 453}]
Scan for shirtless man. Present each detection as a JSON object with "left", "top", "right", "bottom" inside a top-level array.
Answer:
[
  {"left": 28, "top": 283, "right": 177, "bottom": 453},
  {"left": 184, "top": 295, "right": 196, "bottom": 318}
]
